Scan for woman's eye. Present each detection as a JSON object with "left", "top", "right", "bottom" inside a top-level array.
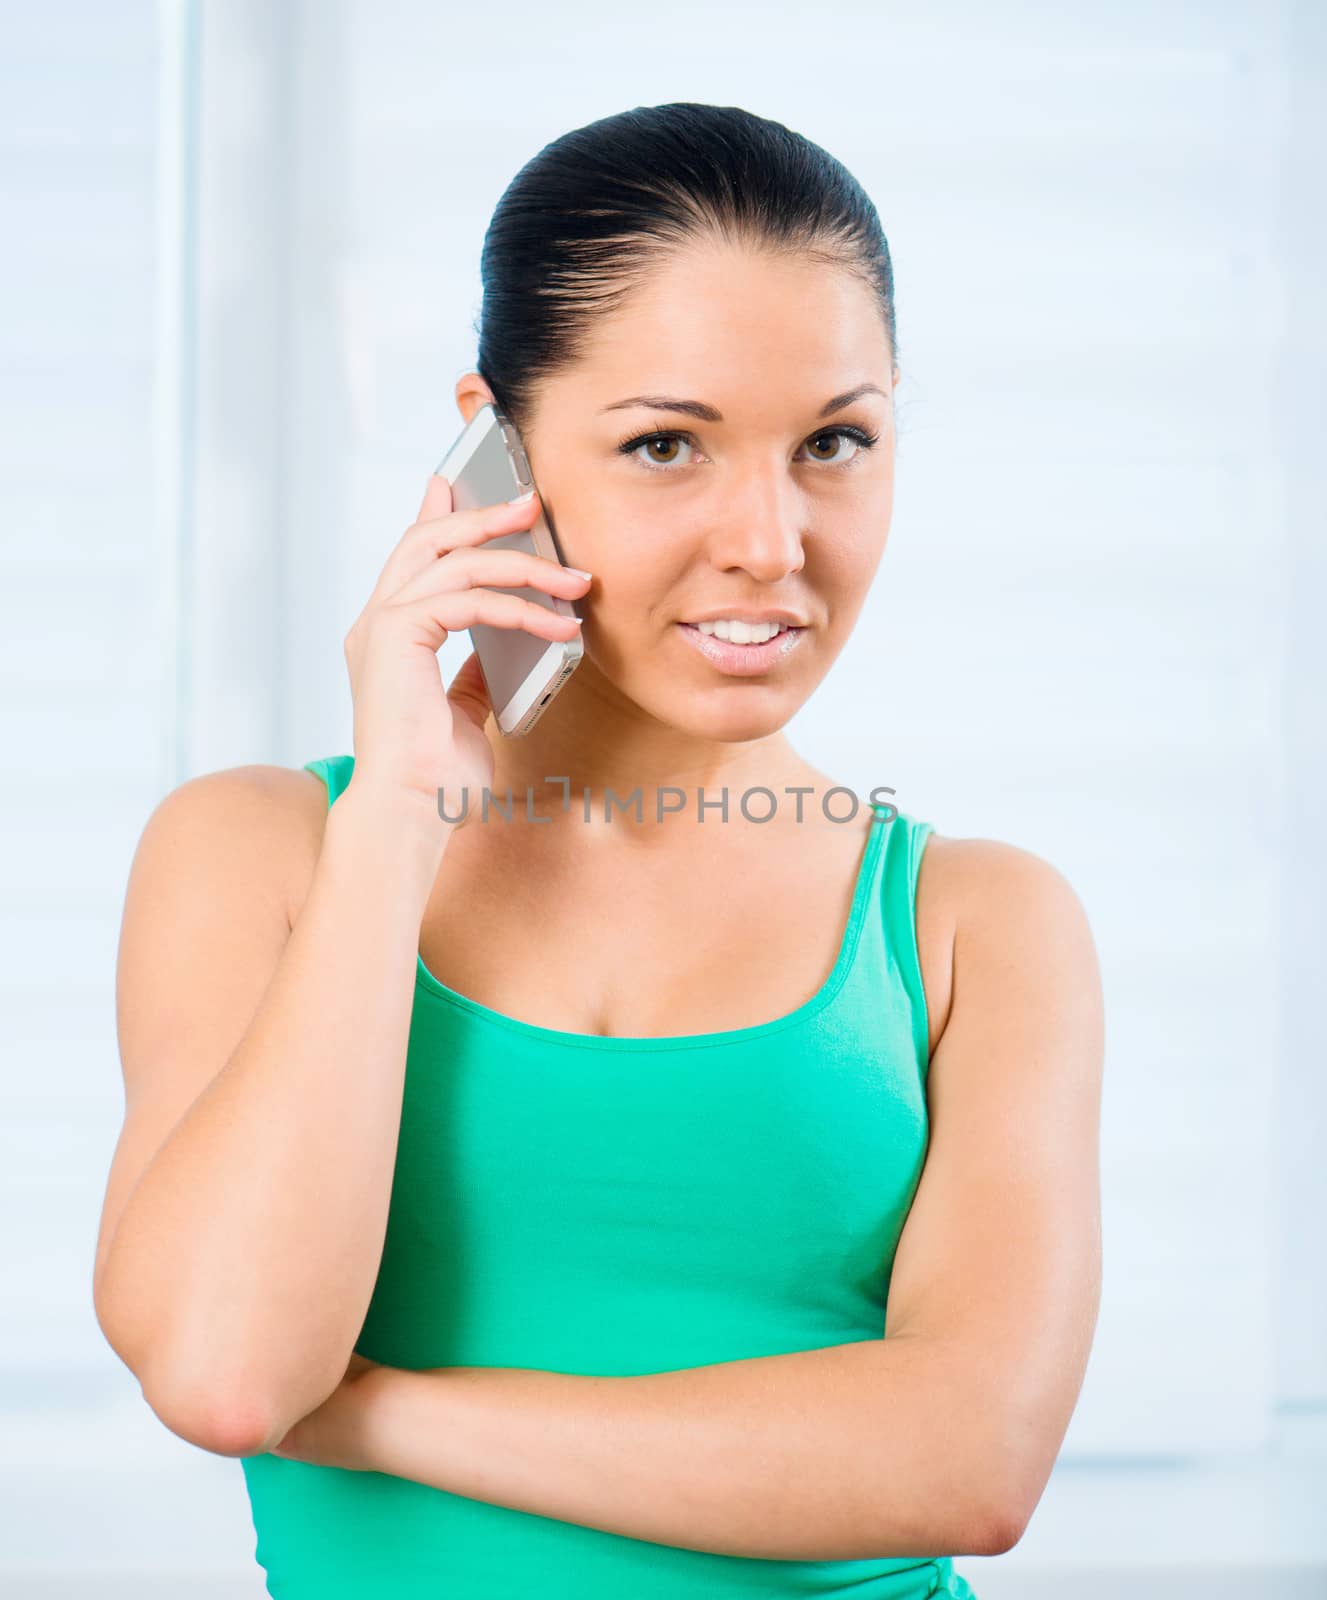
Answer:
[
  {"left": 615, "top": 425, "right": 879, "bottom": 472},
  {"left": 620, "top": 433, "right": 699, "bottom": 470},
  {"left": 805, "top": 429, "right": 867, "bottom": 464}
]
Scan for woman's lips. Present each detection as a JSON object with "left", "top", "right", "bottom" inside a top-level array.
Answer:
[{"left": 675, "top": 622, "right": 807, "bottom": 676}]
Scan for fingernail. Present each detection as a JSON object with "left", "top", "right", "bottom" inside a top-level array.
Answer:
[
  {"left": 508, "top": 488, "right": 536, "bottom": 503},
  {"left": 567, "top": 568, "right": 593, "bottom": 580}
]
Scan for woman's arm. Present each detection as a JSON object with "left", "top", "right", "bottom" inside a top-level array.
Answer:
[
  {"left": 94, "top": 767, "right": 452, "bottom": 1456},
  {"left": 333, "top": 1337, "right": 1012, "bottom": 1562},
  {"left": 879, "top": 839, "right": 1104, "bottom": 1544}
]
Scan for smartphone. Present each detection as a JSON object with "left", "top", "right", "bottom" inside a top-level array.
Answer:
[{"left": 433, "top": 403, "right": 584, "bottom": 737}]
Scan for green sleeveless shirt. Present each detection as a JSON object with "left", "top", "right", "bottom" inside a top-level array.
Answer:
[{"left": 240, "top": 753, "right": 978, "bottom": 1599}]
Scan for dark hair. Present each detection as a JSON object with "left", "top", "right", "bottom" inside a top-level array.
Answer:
[{"left": 473, "top": 102, "right": 899, "bottom": 445}]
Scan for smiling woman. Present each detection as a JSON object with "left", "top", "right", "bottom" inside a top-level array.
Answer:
[
  {"left": 97, "top": 100, "right": 1101, "bottom": 1600},
  {"left": 445, "top": 231, "right": 903, "bottom": 747}
]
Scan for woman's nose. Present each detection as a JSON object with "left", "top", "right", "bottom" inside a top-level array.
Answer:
[{"left": 701, "top": 472, "right": 806, "bottom": 580}]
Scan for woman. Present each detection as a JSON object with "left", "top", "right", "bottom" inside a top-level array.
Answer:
[{"left": 94, "top": 102, "right": 1103, "bottom": 1599}]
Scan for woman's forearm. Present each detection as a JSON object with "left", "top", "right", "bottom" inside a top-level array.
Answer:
[
  {"left": 359, "top": 1337, "right": 1008, "bottom": 1562},
  {"left": 98, "top": 784, "right": 451, "bottom": 1449}
]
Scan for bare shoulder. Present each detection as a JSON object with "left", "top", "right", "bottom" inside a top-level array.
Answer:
[
  {"left": 132, "top": 763, "right": 330, "bottom": 929},
  {"left": 913, "top": 831, "right": 1097, "bottom": 1060}
]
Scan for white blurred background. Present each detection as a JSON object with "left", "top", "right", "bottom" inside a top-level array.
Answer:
[{"left": 1, "top": 1, "right": 1323, "bottom": 1595}]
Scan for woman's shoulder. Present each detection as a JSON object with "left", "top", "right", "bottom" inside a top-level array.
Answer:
[
  {"left": 918, "top": 829, "right": 1088, "bottom": 919},
  {"left": 135, "top": 762, "right": 332, "bottom": 930},
  {"left": 913, "top": 828, "right": 1095, "bottom": 1054}
]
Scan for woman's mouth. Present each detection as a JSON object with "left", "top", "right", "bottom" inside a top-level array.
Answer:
[{"left": 675, "top": 620, "right": 807, "bottom": 676}]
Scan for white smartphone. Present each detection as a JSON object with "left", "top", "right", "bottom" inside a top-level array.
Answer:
[{"left": 433, "top": 403, "right": 584, "bottom": 737}]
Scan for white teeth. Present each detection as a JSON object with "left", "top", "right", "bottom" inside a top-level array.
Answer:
[{"left": 693, "top": 619, "right": 790, "bottom": 644}]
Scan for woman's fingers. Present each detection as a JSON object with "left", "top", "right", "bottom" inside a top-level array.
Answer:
[
  {"left": 385, "top": 541, "right": 591, "bottom": 610},
  {"left": 416, "top": 471, "right": 453, "bottom": 526},
  {"left": 366, "top": 482, "right": 544, "bottom": 607},
  {"left": 394, "top": 586, "right": 584, "bottom": 651}
]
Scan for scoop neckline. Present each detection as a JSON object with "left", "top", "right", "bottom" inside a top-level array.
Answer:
[{"left": 411, "top": 802, "right": 894, "bottom": 1053}]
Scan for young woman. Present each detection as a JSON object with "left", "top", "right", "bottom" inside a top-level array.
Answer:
[{"left": 94, "top": 102, "right": 1103, "bottom": 1600}]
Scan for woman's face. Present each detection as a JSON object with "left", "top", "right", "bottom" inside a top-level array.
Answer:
[{"left": 461, "top": 240, "right": 898, "bottom": 746}]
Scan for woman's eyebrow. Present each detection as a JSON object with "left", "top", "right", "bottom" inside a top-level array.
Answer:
[{"left": 597, "top": 382, "right": 888, "bottom": 423}]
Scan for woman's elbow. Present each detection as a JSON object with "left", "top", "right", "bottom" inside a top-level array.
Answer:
[{"left": 141, "top": 1356, "right": 281, "bottom": 1458}]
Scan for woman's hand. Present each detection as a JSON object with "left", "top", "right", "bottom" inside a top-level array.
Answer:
[
  {"left": 342, "top": 474, "right": 590, "bottom": 826},
  {"left": 268, "top": 1351, "right": 391, "bottom": 1471}
]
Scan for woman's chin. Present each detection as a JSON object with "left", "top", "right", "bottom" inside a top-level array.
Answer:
[{"left": 650, "top": 686, "right": 803, "bottom": 746}]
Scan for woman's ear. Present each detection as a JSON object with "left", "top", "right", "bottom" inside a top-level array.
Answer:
[{"left": 454, "top": 372, "right": 497, "bottom": 424}]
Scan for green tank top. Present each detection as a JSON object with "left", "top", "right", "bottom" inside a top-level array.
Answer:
[{"left": 240, "top": 753, "right": 978, "bottom": 1599}]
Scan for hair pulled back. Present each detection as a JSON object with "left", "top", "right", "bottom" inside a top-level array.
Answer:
[{"left": 474, "top": 102, "right": 899, "bottom": 443}]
